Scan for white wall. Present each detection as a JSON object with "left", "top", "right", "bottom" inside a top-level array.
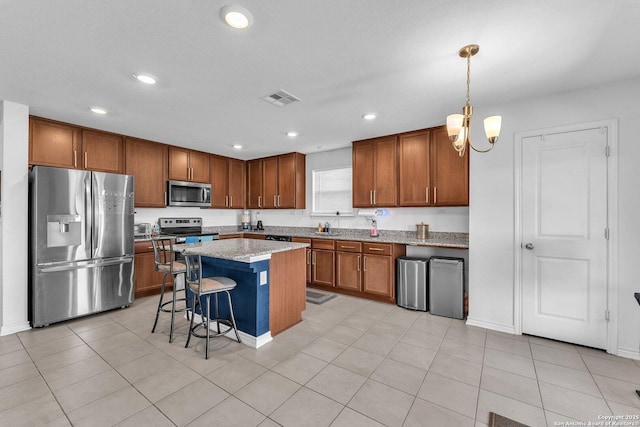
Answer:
[
  {"left": 468, "top": 77, "right": 640, "bottom": 357},
  {"left": 0, "top": 100, "right": 30, "bottom": 335}
]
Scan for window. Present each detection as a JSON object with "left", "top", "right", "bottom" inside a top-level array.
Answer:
[{"left": 312, "top": 167, "right": 353, "bottom": 215}]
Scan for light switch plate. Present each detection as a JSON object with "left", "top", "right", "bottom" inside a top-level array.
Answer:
[{"left": 260, "top": 270, "right": 267, "bottom": 285}]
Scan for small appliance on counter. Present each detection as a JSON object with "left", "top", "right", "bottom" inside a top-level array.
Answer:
[
  {"left": 134, "top": 223, "right": 151, "bottom": 238},
  {"left": 241, "top": 210, "right": 251, "bottom": 230},
  {"left": 416, "top": 222, "right": 429, "bottom": 240},
  {"left": 370, "top": 219, "right": 378, "bottom": 237},
  {"left": 255, "top": 220, "right": 264, "bottom": 231}
]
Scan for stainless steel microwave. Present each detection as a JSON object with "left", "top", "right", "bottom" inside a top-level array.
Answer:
[{"left": 167, "top": 180, "right": 211, "bottom": 207}]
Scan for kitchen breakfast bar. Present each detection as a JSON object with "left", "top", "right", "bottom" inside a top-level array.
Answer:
[{"left": 173, "top": 238, "right": 309, "bottom": 348}]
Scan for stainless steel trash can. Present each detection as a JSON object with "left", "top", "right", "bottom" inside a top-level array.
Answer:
[
  {"left": 429, "top": 257, "right": 464, "bottom": 319},
  {"left": 396, "top": 257, "right": 429, "bottom": 311}
]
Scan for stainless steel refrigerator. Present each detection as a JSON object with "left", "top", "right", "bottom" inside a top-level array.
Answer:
[{"left": 29, "top": 166, "right": 135, "bottom": 327}]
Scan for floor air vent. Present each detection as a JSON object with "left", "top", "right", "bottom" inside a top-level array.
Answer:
[{"left": 262, "top": 89, "right": 301, "bottom": 107}]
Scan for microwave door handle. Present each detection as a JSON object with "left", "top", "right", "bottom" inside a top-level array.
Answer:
[{"left": 202, "top": 188, "right": 206, "bottom": 203}]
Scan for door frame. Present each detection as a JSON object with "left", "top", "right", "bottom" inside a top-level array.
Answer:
[{"left": 513, "top": 119, "right": 619, "bottom": 353}]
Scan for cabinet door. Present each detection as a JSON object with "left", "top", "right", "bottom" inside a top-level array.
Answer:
[
  {"left": 210, "top": 155, "right": 229, "bottom": 208},
  {"left": 134, "top": 245, "right": 171, "bottom": 298},
  {"left": 312, "top": 249, "right": 335, "bottom": 287},
  {"left": 399, "top": 130, "right": 431, "bottom": 206},
  {"left": 373, "top": 136, "right": 398, "bottom": 206},
  {"left": 430, "top": 126, "right": 469, "bottom": 206},
  {"left": 82, "top": 129, "right": 124, "bottom": 173},
  {"left": 336, "top": 252, "right": 361, "bottom": 291},
  {"left": 29, "top": 117, "right": 80, "bottom": 169},
  {"left": 362, "top": 254, "right": 393, "bottom": 298},
  {"left": 169, "top": 147, "right": 190, "bottom": 181},
  {"left": 262, "top": 156, "right": 279, "bottom": 208},
  {"left": 190, "top": 151, "right": 210, "bottom": 183},
  {"left": 246, "top": 159, "right": 263, "bottom": 209},
  {"left": 228, "top": 158, "right": 246, "bottom": 208},
  {"left": 277, "top": 153, "right": 296, "bottom": 208},
  {"left": 125, "top": 138, "right": 168, "bottom": 207},
  {"left": 352, "top": 141, "right": 375, "bottom": 207}
]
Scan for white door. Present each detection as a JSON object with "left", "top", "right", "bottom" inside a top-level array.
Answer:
[{"left": 522, "top": 127, "right": 608, "bottom": 349}]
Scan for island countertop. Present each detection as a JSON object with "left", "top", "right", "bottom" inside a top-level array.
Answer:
[{"left": 174, "top": 238, "right": 309, "bottom": 263}]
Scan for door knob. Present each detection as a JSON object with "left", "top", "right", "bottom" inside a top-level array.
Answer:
[{"left": 525, "top": 243, "right": 534, "bottom": 250}]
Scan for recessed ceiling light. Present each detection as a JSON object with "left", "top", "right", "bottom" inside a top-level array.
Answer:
[
  {"left": 286, "top": 131, "right": 298, "bottom": 137},
  {"left": 362, "top": 113, "right": 377, "bottom": 120},
  {"left": 232, "top": 144, "right": 243, "bottom": 150},
  {"left": 220, "top": 5, "right": 253, "bottom": 29},
  {"left": 89, "top": 107, "right": 108, "bottom": 115},
  {"left": 133, "top": 73, "right": 157, "bottom": 85}
]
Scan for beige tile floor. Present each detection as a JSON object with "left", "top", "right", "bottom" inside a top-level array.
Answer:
[{"left": 1, "top": 291, "right": 640, "bottom": 426}]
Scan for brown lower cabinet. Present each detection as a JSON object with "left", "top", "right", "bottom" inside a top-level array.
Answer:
[
  {"left": 311, "top": 239, "right": 335, "bottom": 287},
  {"left": 134, "top": 241, "right": 172, "bottom": 298},
  {"left": 309, "top": 238, "right": 405, "bottom": 303}
]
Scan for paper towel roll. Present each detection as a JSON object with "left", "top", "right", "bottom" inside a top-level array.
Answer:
[{"left": 358, "top": 208, "right": 383, "bottom": 217}]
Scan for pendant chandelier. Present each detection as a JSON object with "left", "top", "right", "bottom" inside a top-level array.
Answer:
[{"left": 446, "top": 44, "right": 502, "bottom": 157}]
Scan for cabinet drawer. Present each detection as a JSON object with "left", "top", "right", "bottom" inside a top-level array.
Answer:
[
  {"left": 134, "top": 241, "right": 154, "bottom": 254},
  {"left": 336, "top": 240, "right": 362, "bottom": 253},
  {"left": 312, "top": 239, "right": 335, "bottom": 250},
  {"left": 292, "top": 237, "right": 311, "bottom": 244},
  {"left": 363, "top": 242, "right": 392, "bottom": 256}
]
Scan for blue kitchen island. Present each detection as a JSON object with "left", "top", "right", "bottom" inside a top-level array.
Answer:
[{"left": 174, "top": 238, "right": 309, "bottom": 348}]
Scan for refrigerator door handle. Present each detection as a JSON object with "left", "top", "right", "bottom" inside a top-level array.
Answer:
[
  {"left": 85, "top": 173, "right": 93, "bottom": 256},
  {"left": 38, "top": 256, "right": 133, "bottom": 273}
]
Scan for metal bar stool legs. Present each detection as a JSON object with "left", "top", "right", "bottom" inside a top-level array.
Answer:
[
  {"left": 150, "top": 237, "right": 188, "bottom": 343},
  {"left": 183, "top": 254, "right": 241, "bottom": 359}
]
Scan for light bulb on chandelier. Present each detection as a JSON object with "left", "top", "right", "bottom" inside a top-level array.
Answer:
[{"left": 446, "top": 44, "right": 502, "bottom": 157}]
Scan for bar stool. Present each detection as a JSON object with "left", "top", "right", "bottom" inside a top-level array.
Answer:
[
  {"left": 183, "top": 254, "right": 241, "bottom": 359},
  {"left": 151, "top": 237, "right": 189, "bottom": 343}
]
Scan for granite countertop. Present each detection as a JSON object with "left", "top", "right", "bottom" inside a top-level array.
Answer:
[
  {"left": 173, "top": 238, "right": 309, "bottom": 263},
  {"left": 209, "top": 226, "right": 469, "bottom": 249}
]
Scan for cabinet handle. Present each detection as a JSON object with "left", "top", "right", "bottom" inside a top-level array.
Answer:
[
  {"left": 357, "top": 255, "right": 361, "bottom": 271},
  {"left": 434, "top": 187, "right": 437, "bottom": 204},
  {"left": 277, "top": 195, "right": 281, "bottom": 207},
  {"left": 73, "top": 150, "right": 77, "bottom": 168},
  {"left": 369, "top": 190, "right": 373, "bottom": 205},
  {"left": 363, "top": 256, "right": 367, "bottom": 271},
  {"left": 306, "top": 251, "right": 311, "bottom": 265},
  {"left": 426, "top": 187, "right": 429, "bottom": 204},
  {"left": 373, "top": 190, "right": 376, "bottom": 205},
  {"left": 258, "top": 195, "right": 262, "bottom": 208},
  {"left": 312, "top": 252, "right": 316, "bottom": 265},
  {"left": 84, "top": 152, "right": 88, "bottom": 169},
  {"left": 229, "top": 195, "right": 233, "bottom": 207},
  {"left": 225, "top": 195, "right": 229, "bottom": 207},
  {"left": 368, "top": 247, "right": 384, "bottom": 252},
  {"left": 164, "top": 191, "right": 167, "bottom": 206},
  {"left": 274, "top": 195, "right": 277, "bottom": 207},
  {"left": 340, "top": 245, "right": 354, "bottom": 249}
]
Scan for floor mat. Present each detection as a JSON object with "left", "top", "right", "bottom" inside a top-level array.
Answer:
[{"left": 306, "top": 289, "right": 338, "bottom": 305}]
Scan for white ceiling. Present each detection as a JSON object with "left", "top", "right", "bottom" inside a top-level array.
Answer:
[{"left": 1, "top": 0, "right": 638, "bottom": 160}]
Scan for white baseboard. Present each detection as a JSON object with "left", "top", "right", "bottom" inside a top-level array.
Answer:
[
  {"left": 616, "top": 346, "right": 640, "bottom": 361},
  {"left": 188, "top": 312, "right": 272, "bottom": 349},
  {"left": 0, "top": 322, "right": 31, "bottom": 336},
  {"left": 465, "top": 317, "right": 516, "bottom": 335}
]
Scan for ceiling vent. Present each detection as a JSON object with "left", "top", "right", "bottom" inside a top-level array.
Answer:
[{"left": 262, "top": 89, "right": 301, "bottom": 107}]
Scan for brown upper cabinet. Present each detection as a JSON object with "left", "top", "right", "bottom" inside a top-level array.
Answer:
[
  {"left": 398, "top": 125, "right": 469, "bottom": 207},
  {"left": 125, "top": 137, "right": 168, "bottom": 208},
  {"left": 169, "top": 146, "right": 210, "bottom": 183},
  {"left": 248, "top": 152, "right": 305, "bottom": 209},
  {"left": 246, "top": 159, "right": 263, "bottom": 209},
  {"left": 210, "top": 155, "right": 245, "bottom": 209},
  {"left": 352, "top": 136, "right": 398, "bottom": 207},
  {"left": 29, "top": 116, "right": 124, "bottom": 173}
]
